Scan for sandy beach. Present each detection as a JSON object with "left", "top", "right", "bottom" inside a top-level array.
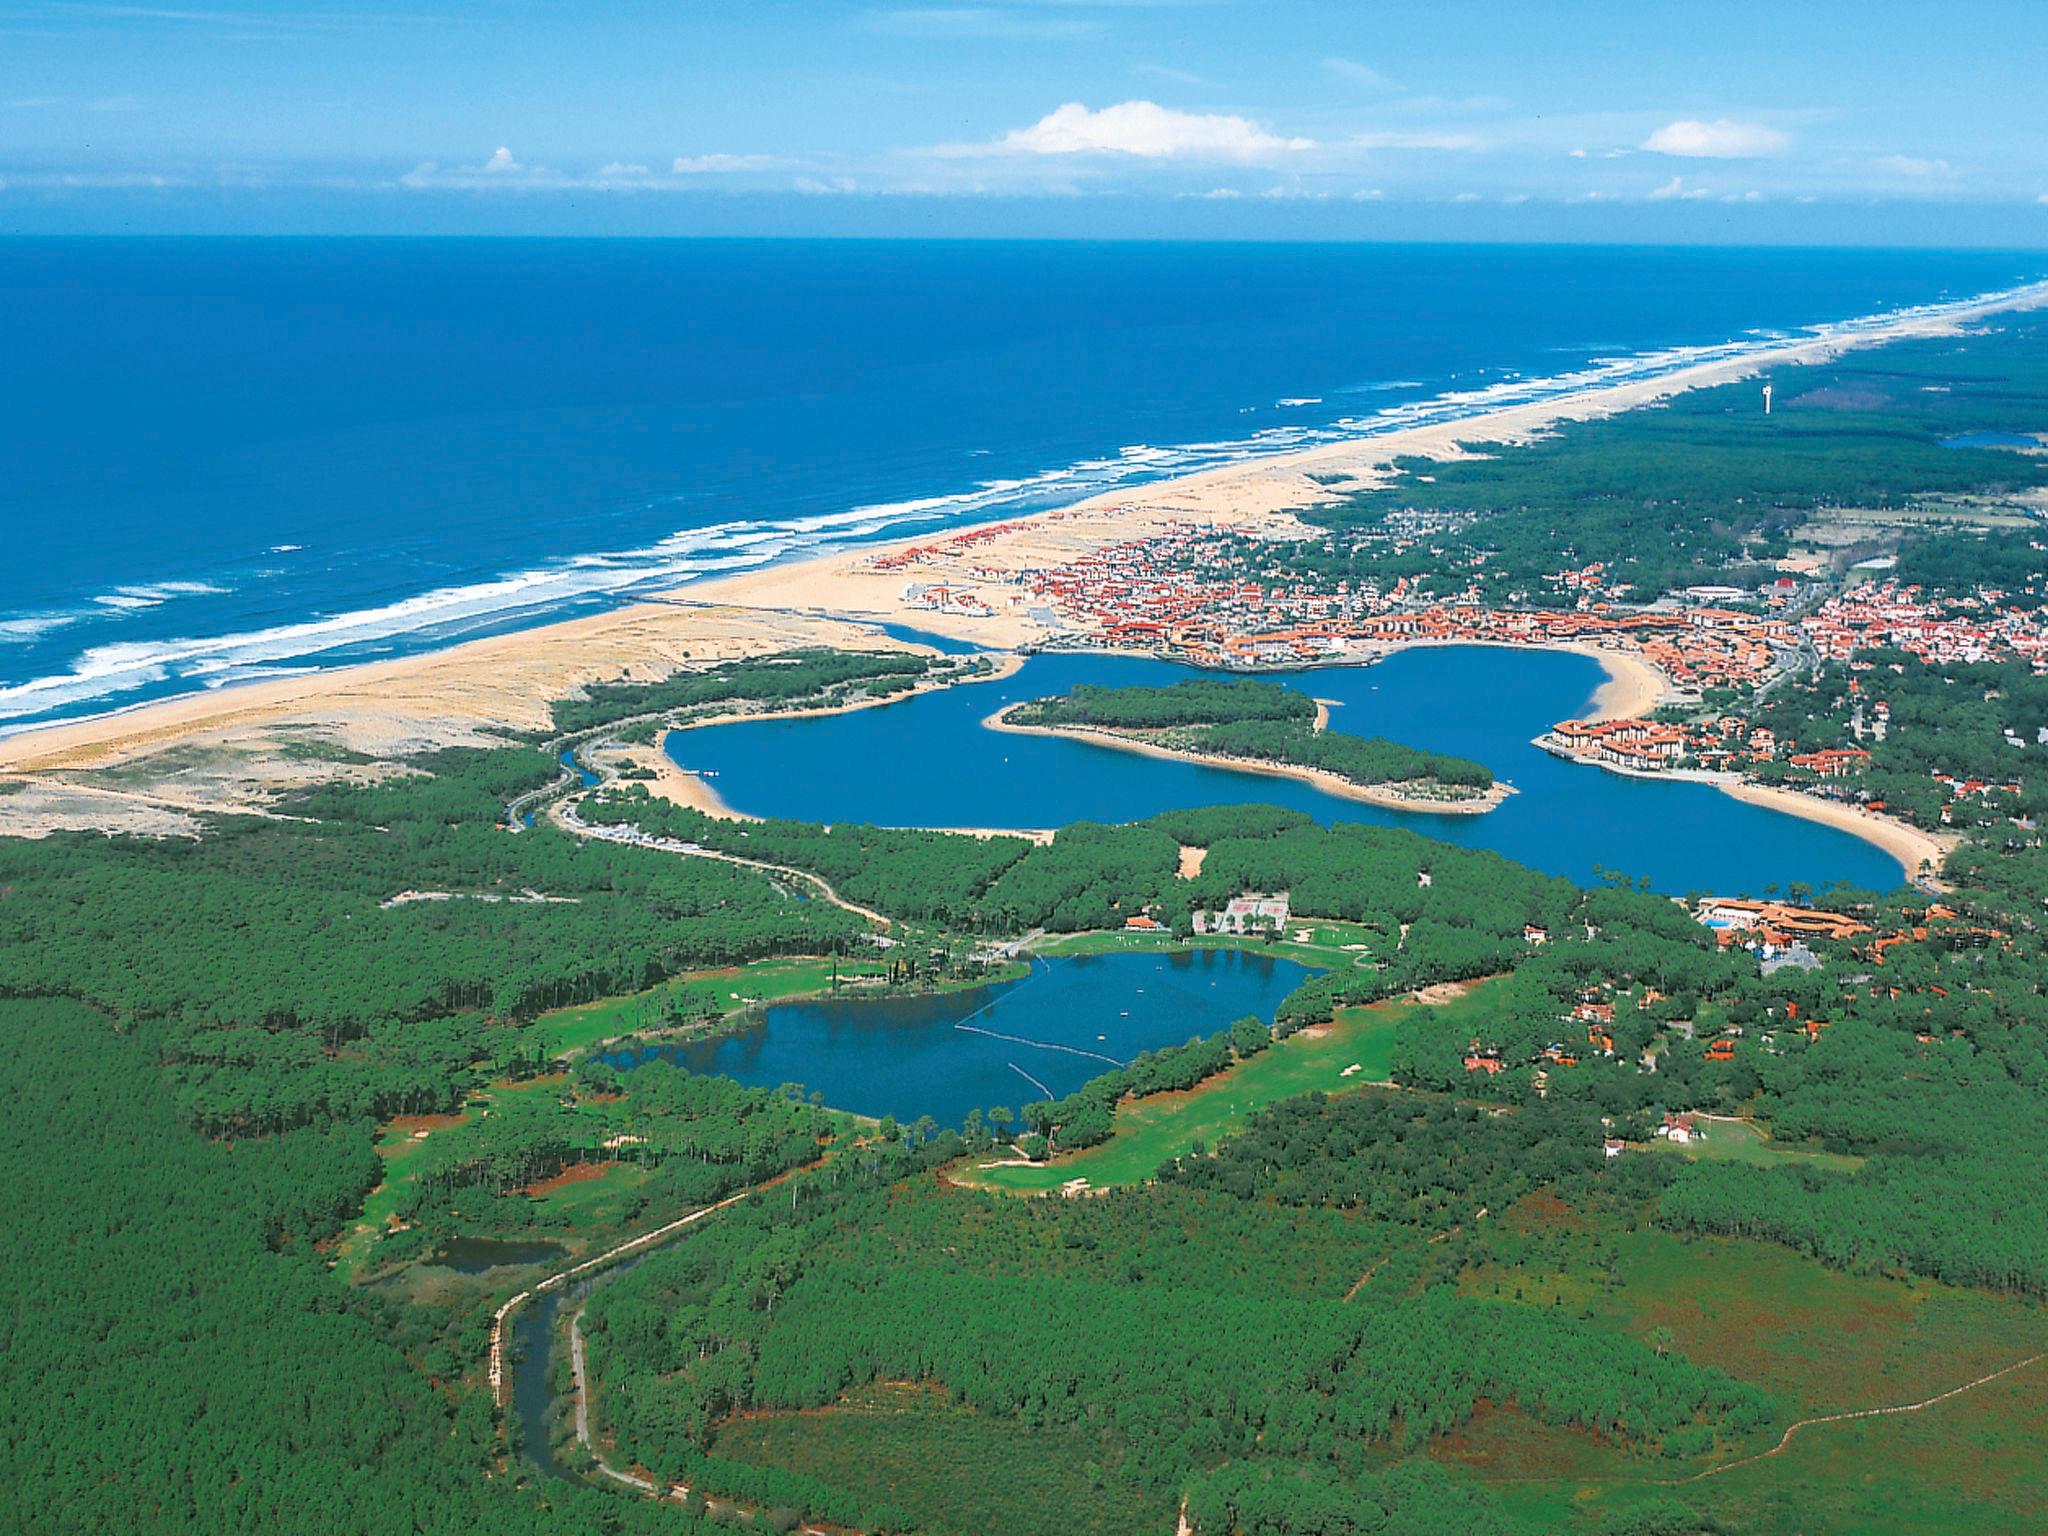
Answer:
[
  {"left": 1720, "top": 781, "right": 1958, "bottom": 885},
  {"left": 1367, "top": 638, "right": 1666, "bottom": 723},
  {"left": 1, "top": 280, "right": 2039, "bottom": 848}
]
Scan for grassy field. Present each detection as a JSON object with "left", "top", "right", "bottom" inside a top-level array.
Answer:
[
  {"left": 1451, "top": 1195, "right": 2048, "bottom": 1533},
  {"left": 526, "top": 955, "right": 896, "bottom": 1058},
  {"left": 961, "top": 987, "right": 1473, "bottom": 1194},
  {"left": 710, "top": 1383, "right": 1170, "bottom": 1536},
  {"left": 332, "top": 1112, "right": 471, "bottom": 1274}
]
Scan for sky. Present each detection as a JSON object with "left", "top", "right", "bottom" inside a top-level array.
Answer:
[{"left": 4, "top": 0, "right": 2048, "bottom": 243}]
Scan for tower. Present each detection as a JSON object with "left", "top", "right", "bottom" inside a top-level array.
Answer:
[{"left": 1762, "top": 382, "right": 1773, "bottom": 415}]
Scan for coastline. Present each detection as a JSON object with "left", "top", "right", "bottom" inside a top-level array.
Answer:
[
  {"left": 1, "top": 280, "right": 2039, "bottom": 836},
  {"left": 985, "top": 706, "right": 1513, "bottom": 816}
]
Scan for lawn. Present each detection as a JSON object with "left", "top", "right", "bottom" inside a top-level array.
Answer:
[
  {"left": 527, "top": 953, "right": 1026, "bottom": 1060},
  {"left": 1031, "top": 918, "right": 1384, "bottom": 971},
  {"left": 1646, "top": 1113, "right": 1865, "bottom": 1174},
  {"left": 332, "top": 1112, "right": 471, "bottom": 1275},
  {"left": 526, "top": 956, "right": 893, "bottom": 1058},
  {"left": 710, "top": 1383, "right": 1170, "bottom": 1536},
  {"left": 963, "top": 987, "right": 1458, "bottom": 1193}
]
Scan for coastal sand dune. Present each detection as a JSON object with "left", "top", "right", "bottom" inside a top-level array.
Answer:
[{"left": 2, "top": 282, "right": 2039, "bottom": 856}]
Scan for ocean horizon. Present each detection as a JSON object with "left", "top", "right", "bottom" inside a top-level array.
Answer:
[{"left": 4, "top": 237, "right": 2043, "bottom": 733}]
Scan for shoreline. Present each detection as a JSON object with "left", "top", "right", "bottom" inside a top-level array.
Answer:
[
  {"left": 1533, "top": 735, "right": 1952, "bottom": 884},
  {"left": 605, "top": 651, "right": 1027, "bottom": 822},
  {"left": 1719, "top": 780, "right": 1956, "bottom": 886},
  {"left": 1337, "top": 636, "right": 1666, "bottom": 723},
  {"left": 1, "top": 280, "right": 2039, "bottom": 831},
  {"left": 985, "top": 706, "right": 1513, "bottom": 816}
]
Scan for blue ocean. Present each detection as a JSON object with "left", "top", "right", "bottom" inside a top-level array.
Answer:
[{"left": 1, "top": 239, "right": 2041, "bottom": 729}]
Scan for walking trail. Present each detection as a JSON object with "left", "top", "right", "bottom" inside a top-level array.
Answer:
[{"left": 1684, "top": 1349, "right": 2048, "bottom": 1483}]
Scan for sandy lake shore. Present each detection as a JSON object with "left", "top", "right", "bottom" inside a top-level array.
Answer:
[
  {"left": 985, "top": 706, "right": 1514, "bottom": 816},
  {"left": 1720, "top": 781, "right": 1958, "bottom": 885},
  {"left": 2, "top": 281, "right": 2040, "bottom": 845}
]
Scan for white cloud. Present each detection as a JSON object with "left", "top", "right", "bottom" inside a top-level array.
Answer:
[
  {"left": 1325, "top": 57, "right": 1393, "bottom": 89},
  {"left": 401, "top": 152, "right": 666, "bottom": 192},
  {"left": 1648, "top": 175, "right": 1710, "bottom": 201},
  {"left": 963, "top": 100, "right": 1312, "bottom": 162},
  {"left": 2038, "top": 191, "right": 2048, "bottom": 204},
  {"left": 1642, "top": 119, "right": 1789, "bottom": 159},
  {"left": 402, "top": 149, "right": 552, "bottom": 188},
  {"left": 1351, "top": 187, "right": 1384, "bottom": 201},
  {"left": 1350, "top": 130, "right": 1482, "bottom": 151},
  {"left": 794, "top": 175, "right": 858, "bottom": 195},
  {"left": 870, "top": 8, "right": 1100, "bottom": 40},
  {"left": 1874, "top": 154, "right": 1952, "bottom": 178},
  {"left": 1189, "top": 186, "right": 1242, "bottom": 199},
  {"left": 1450, "top": 191, "right": 1480, "bottom": 203},
  {"left": 672, "top": 153, "right": 781, "bottom": 174},
  {"left": 1136, "top": 63, "right": 1208, "bottom": 87}
]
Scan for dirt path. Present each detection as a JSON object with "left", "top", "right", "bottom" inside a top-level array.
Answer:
[
  {"left": 1685, "top": 1349, "right": 2048, "bottom": 1483},
  {"left": 553, "top": 797, "right": 893, "bottom": 929}
]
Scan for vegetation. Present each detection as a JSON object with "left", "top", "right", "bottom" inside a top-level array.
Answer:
[
  {"left": 1010, "top": 675, "right": 1319, "bottom": 730},
  {"left": 0, "top": 998, "right": 742, "bottom": 1536},
  {"left": 1275, "top": 318, "right": 2048, "bottom": 603},
  {"left": 1013, "top": 675, "right": 1494, "bottom": 792},
  {"left": 547, "top": 647, "right": 950, "bottom": 735},
  {"left": 13, "top": 318, "right": 2048, "bottom": 1534}
]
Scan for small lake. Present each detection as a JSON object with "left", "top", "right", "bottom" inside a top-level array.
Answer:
[
  {"left": 607, "top": 948, "right": 1312, "bottom": 1126},
  {"left": 1941, "top": 430, "right": 2040, "bottom": 450},
  {"left": 670, "top": 646, "right": 1906, "bottom": 895},
  {"left": 428, "top": 1235, "right": 569, "bottom": 1274}
]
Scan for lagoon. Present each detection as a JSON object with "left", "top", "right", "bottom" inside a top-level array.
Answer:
[{"left": 669, "top": 645, "right": 1906, "bottom": 896}]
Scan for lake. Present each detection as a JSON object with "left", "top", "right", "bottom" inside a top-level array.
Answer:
[
  {"left": 669, "top": 645, "right": 1906, "bottom": 896},
  {"left": 607, "top": 948, "right": 1312, "bottom": 1126}
]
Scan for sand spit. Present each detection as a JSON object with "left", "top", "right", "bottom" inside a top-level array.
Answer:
[{"left": 985, "top": 706, "right": 1513, "bottom": 816}]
